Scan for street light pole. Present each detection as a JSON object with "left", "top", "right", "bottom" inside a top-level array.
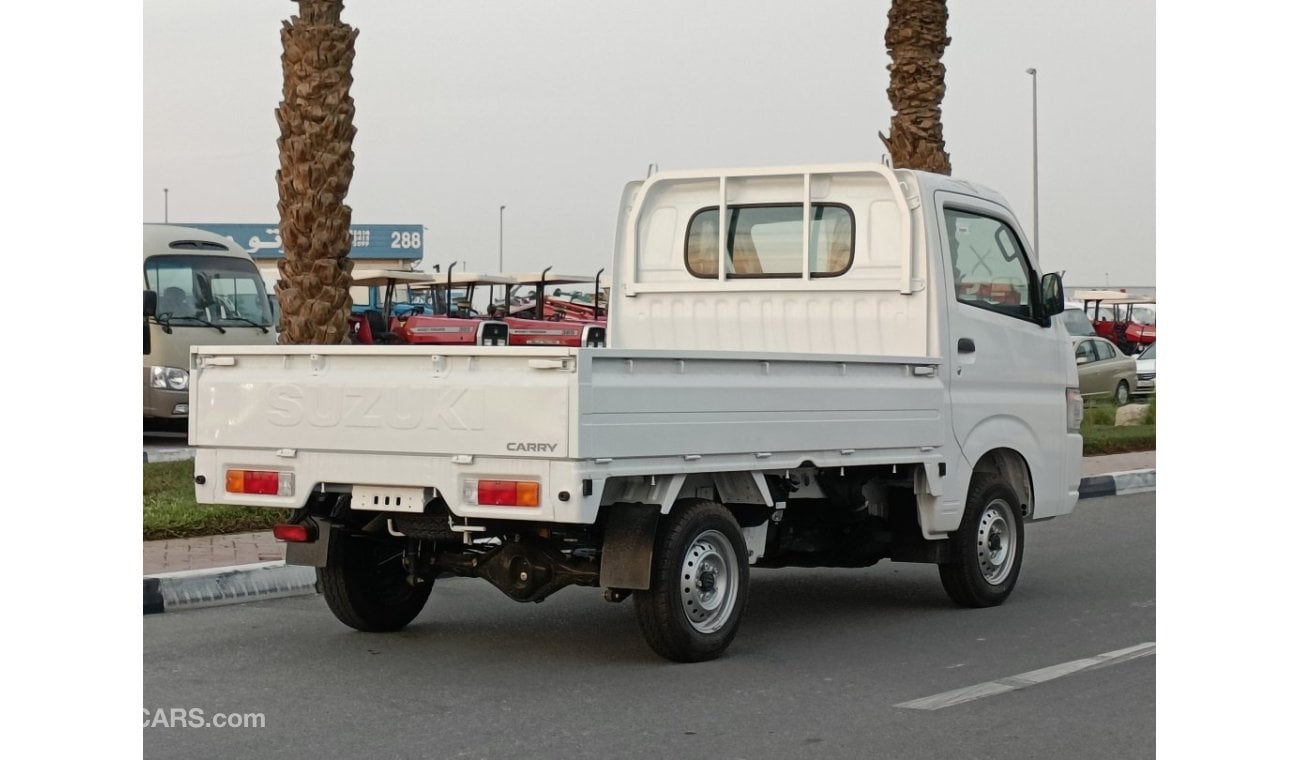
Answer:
[
  {"left": 164, "top": 188, "right": 169, "bottom": 223},
  {"left": 498, "top": 205, "right": 506, "bottom": 272},
  {"left": 1026, "top": 67, "right": 1039, "bottom": 256}
]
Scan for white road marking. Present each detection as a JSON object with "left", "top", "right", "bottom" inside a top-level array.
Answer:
[{"left": 894, "top": 642, "right": 1156, "bottom": 710}]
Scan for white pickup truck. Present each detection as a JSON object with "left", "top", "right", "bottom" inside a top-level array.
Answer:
[{"left": 191, "top": 162, "right": 1082, "bottom": 662}]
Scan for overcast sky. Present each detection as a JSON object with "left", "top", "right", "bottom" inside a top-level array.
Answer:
[{"left": 143, "top": 0, "right": 1154, "bottom": 287}]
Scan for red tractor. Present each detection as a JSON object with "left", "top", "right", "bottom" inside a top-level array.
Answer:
[
  {"left": 345, "top": 269, "right": 441, "bottom": 345},
  {"left": 346, "top": 267, "right": 512, "bottom": 347},
  {"left": 396, "top": 267, "right": 515, "bottom": 346},
  {"left": 1077, "top": 290, "right": 1156, "bottom": 356},
  {"left": 501, "top": 267, "right": 607, "bottom": 347}
]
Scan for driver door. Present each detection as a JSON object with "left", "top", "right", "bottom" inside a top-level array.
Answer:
[{"left": 937, "top": 191, "right": 1071, "bottom": 515}]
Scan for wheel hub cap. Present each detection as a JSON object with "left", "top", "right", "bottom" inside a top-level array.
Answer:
[
  {"left": 976, "top": 500, "right": 1017, "bottom": 585},
  {"left": 678, "top": 529, "right": 739, "bottom": 634}
]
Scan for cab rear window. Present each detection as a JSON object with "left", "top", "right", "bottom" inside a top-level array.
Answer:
[{"left": 685, "top": 204, "right": 853, "bottom": 278}]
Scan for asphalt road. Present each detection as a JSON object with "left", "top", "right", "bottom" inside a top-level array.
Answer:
[{"left": 144, "top": 492, "right": 1156, "bottom": 760}]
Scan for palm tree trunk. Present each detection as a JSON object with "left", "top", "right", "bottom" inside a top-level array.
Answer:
[
  {"left": 274, "top": 0, "right": 358, "bottom": 344},
  {"left": 879, "top": 0, "right": 952, "bottom": 175}
]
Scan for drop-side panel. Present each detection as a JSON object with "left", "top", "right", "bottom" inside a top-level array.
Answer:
[
  {"left": 575, "top": 350, "right": 944, "bottom": 460},
  {"left": 190, "top": 346, "right": 574, "bottom": 458}
]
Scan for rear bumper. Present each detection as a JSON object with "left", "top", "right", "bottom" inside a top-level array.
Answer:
[{"left": 193, "top": 448, "right": 599, "bottom": 525}]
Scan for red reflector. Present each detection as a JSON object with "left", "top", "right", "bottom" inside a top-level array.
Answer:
[{"left": 272, "top": 523, "right": 311, "bottom": 543}]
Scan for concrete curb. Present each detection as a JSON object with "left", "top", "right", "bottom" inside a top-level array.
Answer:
[
  {"left": 143, "top": 561, "right": 317, "bottom": 615},
  {"left": 143, "top": 467, "right": 1154, "bottom": 615},
  {"left": 1079, "top": 468, "right": 1156, "bottom": 499},
  {"left": 143, "top": 447, "right": 196, "bottom": 464}
]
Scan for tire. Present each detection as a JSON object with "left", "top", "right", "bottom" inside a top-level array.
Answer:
[
  {"left": 1114, "top": 380, "right": 1130, "bottom": 405},
  {"left": 939, "top": 475, "right": 1025, "bottom": 608},
  {"left": 633, "top": 501, "right": 749, "bottom": 662},
  {"left": 318, "top": 534, "right": 432, "bottom": 632}
]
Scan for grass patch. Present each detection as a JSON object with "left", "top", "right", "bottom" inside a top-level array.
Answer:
[
  {"left": 1082, "top": 422, "right": 1156, "bottom": 455},
  {"left": 144, "top": 459, "right": 289, "bottom": 541},
  {"left": 1081, "top": 398, "right": 1156, "bottom": 455}
]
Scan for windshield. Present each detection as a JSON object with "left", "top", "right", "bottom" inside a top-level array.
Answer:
[
  {"left": 400, "top": 285, "right": 449, "bottom": 314},
  {"left": 1130, "top": 306, "right": 1156, "bottom": 325},
  {"left": 1059, "top": 308, "right": 1096, "bottom": 336},
  {"left": 145, "top": 255, "right": 271, "bottom": 326},
  {"left": 1138, "top": 343, "right": 1156, "bottom": 360}
]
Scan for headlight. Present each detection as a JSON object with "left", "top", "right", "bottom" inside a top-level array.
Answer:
[{"left": 149, "top": 366, "right": 189, "bottom": 391}]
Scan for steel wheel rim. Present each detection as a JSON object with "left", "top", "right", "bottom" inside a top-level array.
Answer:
[
  {"left": 678, "top": 529, "right": 739, "bottom": 634},
  {"left": 977, "top": 499, "right": 1016, "bottom": 585},
  {"left": 1117, "top": 383, "right": 1129, "bottom": 404}
]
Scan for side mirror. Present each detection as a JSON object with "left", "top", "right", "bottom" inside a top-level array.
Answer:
[
  {"left": 1040, "top": 273, "right": 1065, "bottom": 318},
  {"left": 143, "top": 290, "right": 156, "bottom": 355},
  {"left": 1075, "top": 356, "right": 1088, "bottom": 366}
]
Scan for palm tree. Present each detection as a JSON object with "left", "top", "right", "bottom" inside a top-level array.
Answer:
[
  {"left": 274, "top": 0, "right": 359, "bottom": 344},
  {"left": 879, "top": 0, "right": 952, "bottom": 175}
]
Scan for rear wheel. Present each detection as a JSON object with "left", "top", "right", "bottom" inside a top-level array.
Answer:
[
  {"left": 318, "top": 534, "right": 432, "bottom": 632},
  {"left": 634, "top": 501, "right": 749, "bottom": 662},
  {"left": 1114, "top": 380, "right": 1131, "bottom": 405},
  {"left": 939, "top": 475, "right": 1024, "bottom": 607}
]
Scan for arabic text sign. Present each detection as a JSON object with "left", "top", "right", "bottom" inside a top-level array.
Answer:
[{"left": 184, "top": 224, "right": 423, "bottom": 260}]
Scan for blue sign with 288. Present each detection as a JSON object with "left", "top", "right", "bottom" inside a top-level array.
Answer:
[{"left": 182, "top": 223, "right": 424, "bottom": 261}]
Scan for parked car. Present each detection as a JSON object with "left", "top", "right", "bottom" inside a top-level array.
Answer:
[
  {"left": 1135, "top": 342, "right": 1156, "bottom": 396},
  {"left": 1058, "top": 306, "right": 1097, "bottom": 337},
  {"left": 1072, "top": 335, "right": 1138, "bottom": 404}
]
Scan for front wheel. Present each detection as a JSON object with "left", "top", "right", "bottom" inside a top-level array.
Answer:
[
  {"left": 1115, "top": 380, "right": 1131, "bottom": 405},
  {"left": 939, "top": 475, "right": 1025, "bottom": 608},
  {"left": 633, "top": 501, "right": 749, "bottom": 662},
  {"left": 318, "top": 534, "right": 433, "bottom": 632}
]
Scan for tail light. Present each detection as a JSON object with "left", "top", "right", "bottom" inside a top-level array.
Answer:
[
  {"left": 1066, "top": 388, "right": 1084, "bottom": 433},
  {"left": 462, "top": 479, "right": 541, "bottom": 507},
  {"left": 226, "top": 469, "right": 295, "bottom": 496}
]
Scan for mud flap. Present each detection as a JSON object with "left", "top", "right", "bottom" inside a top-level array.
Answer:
[
  {"left": 598, "top": 504, "right": 660, "bottom": 590},
  {"left": 284, "top": 519, "right": 334, "bottom": 568}
]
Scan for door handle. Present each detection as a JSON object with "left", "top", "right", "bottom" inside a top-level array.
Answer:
[{"left": 957, "top": 338, "right": 976, "bottom": 354}]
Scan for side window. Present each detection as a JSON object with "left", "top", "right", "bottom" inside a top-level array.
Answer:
[
  {"left": 1075, "top": 340, "right": 1098, "bottom": 363},
  {"left": 944, "top": 208, "right": 1035, "bottom": 320},
  {"left": 685, "top": 204, "right": 853, "bottom": 278},
  {"left": 1096, "top": 341, "right": 1116, "bottom": 360}
]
